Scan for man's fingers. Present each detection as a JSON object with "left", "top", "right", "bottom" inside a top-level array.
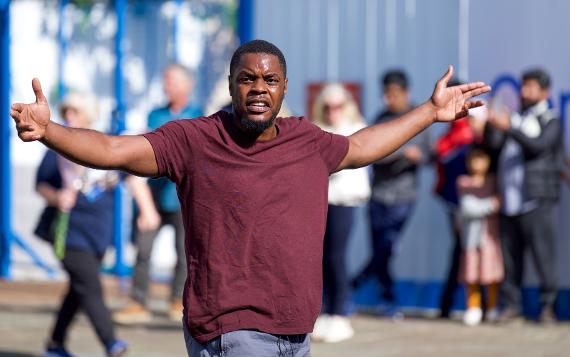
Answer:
[
  {"left": 19, "top": 131, "right": 41, "bottom": 142},
  {"left": 32, "top": 78, "right": 48, "bottom": 104},
  {"left": 466, "top": 100, "right": 485, "bottom": 109},
  {"left": 437, "top": 65, "right": 454, "bottom": 89},
  {"left": 10, "top": 109, "right": 21, "bottom": 122},
  {"left": 456, "top": 82, "right": 487, "bottom": 93},
  {"left": 463, "top": 85, "right": 492, "bottom": 100},
  {"left": 11, "top": 103, "right": 24, "bottom": 112}
]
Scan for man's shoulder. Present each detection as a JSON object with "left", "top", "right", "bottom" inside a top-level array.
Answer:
[
  {"left": 148, "top": 105, "right": 170, "bottom": 118},
  {"left": 277, "top": 115, "right": 321, "bottom": 136},
  {"left": 540, "top": 108, "right": 559, "bottom": 123},
  {"left": 166, "top": 111, "right": 225, "bottom": 129}
]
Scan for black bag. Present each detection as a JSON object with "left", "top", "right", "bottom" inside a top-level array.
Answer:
[{"left": 34, "top": 206, "right": 58, "bottom": 243}]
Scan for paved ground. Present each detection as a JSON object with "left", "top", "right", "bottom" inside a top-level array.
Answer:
[{"left": 0, "top": 280, "right": 569, "bottom": 357}]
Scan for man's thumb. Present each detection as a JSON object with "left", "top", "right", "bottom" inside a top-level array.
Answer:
[{"left": 32, "top": 78, "right": 48, "bottom": 104}]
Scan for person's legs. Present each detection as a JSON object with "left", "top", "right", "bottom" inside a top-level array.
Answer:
[
  {"left": 439, "top": 210, "right": 462, "bottom": 318},
  {"left": 351, "top": 201, "right": 385, "bottom": 288},
  {"left": 322, "top": 205, "right": 355, "bottom": 315},
  {"left": 463, "top": 283, "right": 483, "bottom": 326},
  {"left": 373, "top": 202, "right": 412, "bottom": 304},
  {"left": 164, "top": 210, "right": 187, "bottom": 302},
  {"left": 499, "top": 214, "right": 525, "bottom": 317},
  {"left": 521, "top": 203, "right": 558, "bottom": 319},
  {"left": 49, "top": 283, "right": 81, "bottom": 347},
  {"left": 130, "top": 220, "right": 161, "bottom": 305},
  {"left": 184, "top": 326, "right": 310, "bottom": 357},
  {"left": 62, "top": 249, "right": 118, "bottom": 349}
]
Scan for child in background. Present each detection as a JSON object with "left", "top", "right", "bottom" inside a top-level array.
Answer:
[{"left": 457, "top": 146, "right": 504, "bottom": 326}]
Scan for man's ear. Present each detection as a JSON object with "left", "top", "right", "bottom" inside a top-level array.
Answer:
[
  {"left": 228, "top": 75, "right": 233, "bottom": 97},
  {"left": 283, "top": 78, "right": 288, "bottom": 96}
]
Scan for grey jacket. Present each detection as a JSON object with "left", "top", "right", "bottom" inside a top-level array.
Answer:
[{"left": 484, "top": 103, "right": 563, "bottom": 201}]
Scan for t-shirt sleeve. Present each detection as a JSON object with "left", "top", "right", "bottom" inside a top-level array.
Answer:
[
  {"left": 142, "top": 120, "right": 193, "bottom": 183},
  {"left": 313, "top": 124, "right": 350, "bottom": 174}
]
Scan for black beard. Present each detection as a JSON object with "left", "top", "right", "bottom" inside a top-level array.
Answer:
[{"left": 239, "top": 115, "right": 276, "bottom": 136}]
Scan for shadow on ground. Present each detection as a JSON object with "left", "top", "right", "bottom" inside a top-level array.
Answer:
[{"left": 0, "top": 351, "right": 37, "bottom": 357}]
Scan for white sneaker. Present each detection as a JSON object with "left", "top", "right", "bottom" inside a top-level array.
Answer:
[
  {"left": 322, "top": 315, "right": 354, "bottom": 343},
  {"left": 485, "top": 307, "right": 500, "bottom": 323},
  {"left": 463, "top": 307, "right": 483, "bottom": 326},
  {"left": 311, "top": 314, "right": 331, "bottom": 341}
]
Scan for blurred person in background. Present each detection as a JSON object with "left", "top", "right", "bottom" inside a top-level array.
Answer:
[
  {"left": 310, "top": 84, "right": 370, "bottom": 343},
  {"left": 352, "top": 70, "right": 429, "bottom": 318},
  {"left": 456, "top": 146, "right": 503, "bottom": 326},
  {"left": 113, "top": 64, "right": 202, "bottom": 324},
  {"left": 485, "top": 68, "right": 563, "bottom": 323},
  {"left": 36, "top": 93, "right": 159, "bottom": 357},
  {"left": 433, "top": 79, "right": 476, "bottom": 318}
]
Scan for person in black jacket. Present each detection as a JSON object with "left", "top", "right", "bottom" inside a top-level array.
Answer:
[{"left": 485, "top": 68, "right": 563, "bottom": 323}]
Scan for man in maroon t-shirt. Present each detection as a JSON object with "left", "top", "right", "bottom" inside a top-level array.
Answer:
[{"left": 12, "top": 40, "right": 490, "bottom": 356}]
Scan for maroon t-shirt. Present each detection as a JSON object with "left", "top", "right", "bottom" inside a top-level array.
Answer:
[{"left": 143, "top": 110, "right": 349, "bottom": 343}]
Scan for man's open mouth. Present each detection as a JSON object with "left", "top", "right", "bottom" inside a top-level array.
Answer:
[{"left": 246, "top": 100, "right": 271, "bottom": 114}]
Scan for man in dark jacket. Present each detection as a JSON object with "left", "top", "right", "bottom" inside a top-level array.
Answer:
[
  {"left": 353, "top": 70, "right": 429, "bottom": 315},
  {"left": 485, "top": 68, "right": 562, "bottom": 323}
]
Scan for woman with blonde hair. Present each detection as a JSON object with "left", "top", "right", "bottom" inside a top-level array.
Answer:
[{"left": 310, "top": 84, "right": 370, "bottom": 343}]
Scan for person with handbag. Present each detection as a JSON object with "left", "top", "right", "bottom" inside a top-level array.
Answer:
[{"left": 36, "top": 92, "right": 160, "bottom": 357}]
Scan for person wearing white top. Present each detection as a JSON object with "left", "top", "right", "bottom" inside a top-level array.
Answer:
[{"left": 310, "top": 84, "right": 370, "bottom": 343}]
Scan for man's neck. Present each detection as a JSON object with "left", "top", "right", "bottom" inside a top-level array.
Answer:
[
  {"left": 231, "top": 114, "right": 278, "bottom": 142},
  {"left": 169, "top": 100, "right": 189, "bottom": 115}
]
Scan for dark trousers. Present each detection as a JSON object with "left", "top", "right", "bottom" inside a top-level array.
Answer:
[
  {"left": 501, "top": 203, "right": 558, "bottom": 310},
  {"left": 131, "top": 210, "right": 186, "bottom": 305},
  {"left": 323, "top": 205, "right": 356, "bottom": 315},
  {"left": 439, "top": 211, "right": 462, "bottom": 317},
  {"left": 51, "top": 248, "right": 115, "bottom": 349},
  {"left": 355, "top": 201, "right": 413, "bottom": 303}
]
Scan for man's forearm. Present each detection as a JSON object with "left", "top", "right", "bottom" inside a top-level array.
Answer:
[
  {"left": 40, "top": 121, "right": 157, "bottom": 176},
  {"left": 41, "top": 121, "right": 123, "bottom": 170},
  {"left": 341, "top": 101, "right": 436, "bottom": 169}
]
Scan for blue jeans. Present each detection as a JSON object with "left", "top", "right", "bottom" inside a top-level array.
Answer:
[
  {"left": 183, "top": 324, "right": 310, "bottom": 357},
  {"left": 354, "top": 201, "right": 413, "bottom": 303}
]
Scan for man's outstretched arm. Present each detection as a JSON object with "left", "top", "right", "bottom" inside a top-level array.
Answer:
[
  {"left": 11, "top": 79, "right": 158, "bottom": 177},
  {"left": 336, "top": 66, "right": 491, "bottom": 170}
]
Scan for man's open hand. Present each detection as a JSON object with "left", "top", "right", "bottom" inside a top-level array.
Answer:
[
  {"left": 10, "top": 78, "right": 51, "bottom": 142},
  {"left": 431, "top": 65, "right": 491, "bottom": 122}
]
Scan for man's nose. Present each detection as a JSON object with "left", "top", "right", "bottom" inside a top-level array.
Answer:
[{"left": 251, "top": 78, "right": 268, "bottom": 93}]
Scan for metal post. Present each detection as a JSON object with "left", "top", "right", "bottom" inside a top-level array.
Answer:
[
  {"left": 57, "top": 0, "right": 69, "bottom": 101},
  {"left": 112, "top": 0, "right": 128, "bottom": 276},
  {"left": 238, "top": 0, "right": 254, "bottom": 44},
  {"left": 0, "top": 0, "right": 12, "bottom": 279},
  {"left": 561, "top": 93, "right": 570, "bottom": 145},
  {"left": 0, "top": 0, "right": 55, "bottom": 279},
  {"left": 172, "top": 0, "right": 183, "bottom": 62}
]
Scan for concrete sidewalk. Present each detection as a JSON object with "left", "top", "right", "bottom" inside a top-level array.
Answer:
[{"left": 0, "top": 279, "right": 569, "bottom": 356}]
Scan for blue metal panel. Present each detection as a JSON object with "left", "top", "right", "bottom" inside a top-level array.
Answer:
[
  {"left": 172, "top": 0, "right": 183, "bottom": 62},
  {"left": 57, "top": 0, "right": 68, "bottom": 101},
  {"left": 112, "top": 0, "right": 128, "bottom": 276},
  {"left": 238, "top": 0, "right": 254, "bottom": 44},
  {"left": 0, "top": 0, "right": 11, "bottom": 279}
]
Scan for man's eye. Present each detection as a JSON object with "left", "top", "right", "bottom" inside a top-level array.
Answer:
[
  {"left": 266, "top": 78, "right": 278, "bottom": 84},
  {"left": 240, "top": 77, "right": 253, "bottom": 83}
]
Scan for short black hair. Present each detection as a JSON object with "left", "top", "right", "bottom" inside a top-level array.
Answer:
[
  {"left": 382, "top": 69, "right": 409, "bottom": 90},
  {"left": 229, "top": 39, "right": 287, "bottom": 78},
  {"left": 522, "top": 68, "right": 551, "bottom": 90}
]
